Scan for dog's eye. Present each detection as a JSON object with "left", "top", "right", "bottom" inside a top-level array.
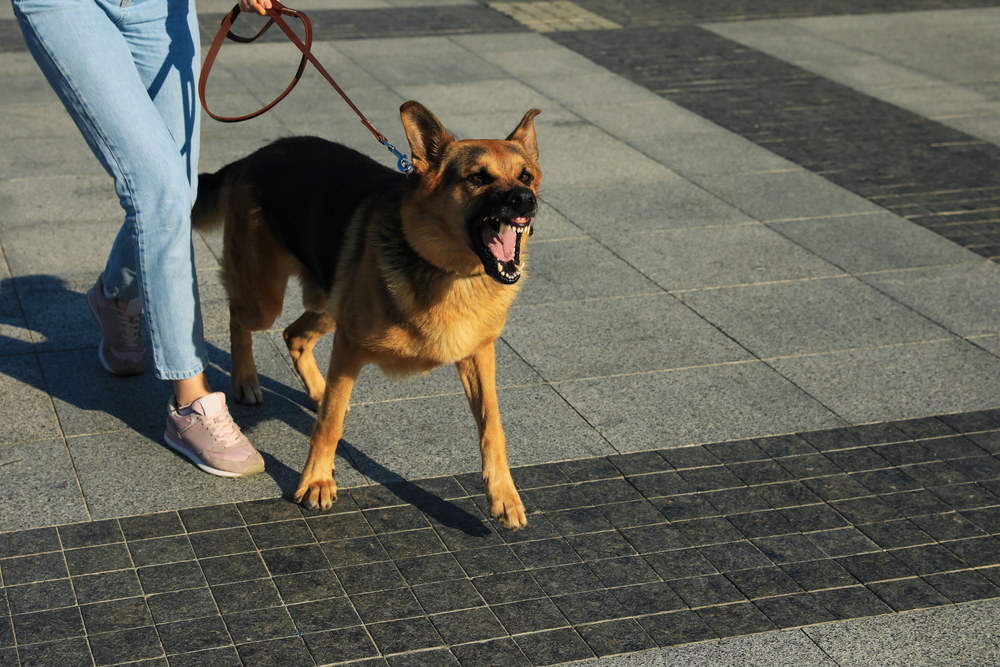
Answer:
[
  {"left": 519, "top": 171, "right": 533, "bottom": 185},
  {"left": 468, "top": 172, "right": 489, "bottom": 186}
]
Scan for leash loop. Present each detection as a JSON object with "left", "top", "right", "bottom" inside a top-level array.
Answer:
[{"left": 199, "top": 1, "right": 413, "bottom": 174}]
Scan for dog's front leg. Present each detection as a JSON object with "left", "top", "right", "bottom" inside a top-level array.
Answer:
[
  {"left": 294, "top": 333, "right": 364, "bottom": 510},
  {"left": 456, "top": 342, "right": 527, "bottom": 530}
]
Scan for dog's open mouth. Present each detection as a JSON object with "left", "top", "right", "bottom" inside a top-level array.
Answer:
[{"left": 474, "top": 215, "right": 531, "bottom": 284}]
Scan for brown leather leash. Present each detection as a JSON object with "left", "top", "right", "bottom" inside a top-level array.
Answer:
[{"left": 199, "top": 0, "right": 412, "bottom": 173}]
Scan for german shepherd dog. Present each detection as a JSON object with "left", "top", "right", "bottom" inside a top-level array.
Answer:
[{"left": 192, "top": 101, "right": 541, "bottom": 529}]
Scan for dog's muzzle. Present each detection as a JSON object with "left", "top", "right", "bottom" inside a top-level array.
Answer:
[{"left": 472, "top": 187, "right": 536, "bottom": 285}]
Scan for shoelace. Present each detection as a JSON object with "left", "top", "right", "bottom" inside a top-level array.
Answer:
[
  {"left": 204, "top": 410, "right": 244, "bottom": 448},
  {"left": 114, "top": 305, "right": 143, "bottom": 348}
]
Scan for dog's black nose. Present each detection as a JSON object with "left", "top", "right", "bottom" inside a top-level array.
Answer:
[{"left": 507, "top": 187, "right": 536, "bottom": 215}]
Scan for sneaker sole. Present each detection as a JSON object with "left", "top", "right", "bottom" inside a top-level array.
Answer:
[
  {"left": 163, "top": 429, "right": 258, "bottom": 478},
  {"left": 87, "top": 289, "right": 146, "bottom": 377}
]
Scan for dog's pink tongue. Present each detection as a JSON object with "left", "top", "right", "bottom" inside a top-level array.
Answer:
[{"left": 483, "top": 226, "right": 517, "bottom": 263}]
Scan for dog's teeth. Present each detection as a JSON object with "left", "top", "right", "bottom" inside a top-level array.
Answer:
[{"left": 497, "top": 262, "right": 504, "bottom": 273}]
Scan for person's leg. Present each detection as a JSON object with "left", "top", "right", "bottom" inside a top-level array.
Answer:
[
  {"left": 14, "top": 0, "right": 263, "bottom": 476},
  {"left": 13, "top": 0, "right": 206, "bottom": 381}
]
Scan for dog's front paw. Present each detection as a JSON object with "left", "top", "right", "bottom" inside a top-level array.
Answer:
[
  {"left": 294, "top": 475, "right": 338, "bottom": 511},
  {"left": 234, "top": 381, "right": 263, "bottom": 405},
  {"left": 488, "top": 483, "right": 527, "bottom": 530}
]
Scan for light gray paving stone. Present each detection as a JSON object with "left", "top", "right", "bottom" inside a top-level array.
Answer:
[
  {"left": 601, "top": 223, "right": 844, "bottom": 291},
  {"left": 0, "top": 439, "right": 90, "bottom": 532},
  {"left": 0, "top": 279, "right": 33, "bottom": 357},
  {"left": 504, "top": 294, "right": 753, "bottom": 382},
  {"left": 768, "top": 211, "right": 978, "bottom": 273},
  {"left": 0, "top": 175, "right": 121, "bottom": 229},
  {"left": 0, "top": 102, "right": 82, "bottom": 141},
  {"left": 340, "top": 384, "right": 612, "bottom": 482},
  {"left": 448, "top": 31, "right": 564, "bottom": 54},
  {"left": 553, "top": 361, "right": 845, "bottom": 452},
  {"left": 0, "top": 136, "right": 106, "bottom": 180},
  {"left": 530, "top": 200, "right": 588, "bottom": 242},
  {"left": 437, "top": 105, "right": 581, "bottom": 142},
  {"left": 537, "top": 138, "right": 682, "bottom": 189},
  {"left": 39, "top": 332, "right": 306, "bottom": 437},
  {"left": 542, "top": 179, "right": 756, "bottom": 235},
  {"left": 4, "top": 224, "right": 218, "bottom": 283},
  {"left": 640, "top": 130, "right": 803, "bottom": 178},
  {"left": 690, "top": 169, "right": 884, "bottom": 223},
  {"left": 490, "top": 50, "right": 618, "bottom": 80},
  {"left": 0, "top": 354, "right": 61, "bottom": 445},
  {"left": 767, "top": 339, "right": 1000, "bottom": 424},
  {"left": 526, "top": 73, "right": 665, "bottom": 110},
  {"left": 393, "top": 79, "right": 552, "bottom": 115},
  {"left": 859, "top": 262, "right": 1000, "bottom": 337},
  {"left": 12, "top": 278, "right": 94, "bottom": 353},
  {"left": 268, "top": 334, "right": 545, "bottom": 409},
  {"left": 676, "top": 275, "right": 953, "bottom": 358},
  {"left": 516, "top": 237, "right": 664, "bottom": 306},
  {"left": 803, "top": 598, "right": 1000, "bottom": 667},
  {"left": 65, "top": 413, "right": 364, "bottom": 521}
]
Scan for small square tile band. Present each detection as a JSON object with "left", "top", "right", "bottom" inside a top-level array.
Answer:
[{"left": 2, "top": 411, "right": 1000, "bottom": 666}]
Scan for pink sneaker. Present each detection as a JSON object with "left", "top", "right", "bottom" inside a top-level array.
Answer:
[
  {"left": 86, "top": 276, "right": 146, "bottom": 376},
  {"left": 164, "top": 392, "right": 265, "bottom": 477}
]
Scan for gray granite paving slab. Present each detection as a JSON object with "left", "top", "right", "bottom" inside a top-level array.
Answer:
[
  {"left": 39, "top": 332, "right": 306, "bottom": 437},
  {"left": 552, "top": 361, "right": 845, "bottom": 452},
  {"left": 767, "top": 339, "right": 1000, "bottom": 425},
  {"left": 640, "top": 130, "right": 805, "bottom": 180},
  {"left": 529, "top": 200, "right": 588, "bottom": 243},
  {"left": 803, "top": 598, "right": 1000, "bottom": 667},
  {"left": 0, "top": 137, "right": 105, "bottom": 181},
  {"left": 0, "top": 102, "right": 87, "bottom": 141},
  {"left": 0, "top": 175, "right": 121, "bottom": 229},
  {"left": 542, "top": 179, "right": 756, "bottom": 235},
  {"left": 65, "top": 414, "right": 365, "bottom": 521},
  {"left": 0, "top": 353, "right": 61, "bottom": 445},
  {"left": 504, "top": 294, "right": 753, "bottom": 382},
  {"left": 341, "top": 384, "right": 613, "bottom": 482},
  {"left": 691, "top": 169, "right": 884, "bottom": 223},
  {"left": 601, "top": 223, "right": 844, "bottom": 292},
  {"left": 392, "top": 79, "right": 552, "bottom": 116},
  {"left": 516, "top": 237, "right": 664, "bottom": 306},
  {"left": 0, "top": 279, "right": 32, "bottom": 357},
  {"left": 0, "top": 439, "right": 89, "bottom": 532},
  {"left": 536, "top": 138, "right": 682, "bottom": 190},
  {"left": 859, "top": 262, "right": 1000, "bottom": 337},
  {"left": 4, "top": 224, "right": 218, "bottom": 283},
  {"left": 768, "top": 211, "right": 979, "bottom": 274},
  {"left": 676, "top": 275, "right": 953, "bottom": 358}
]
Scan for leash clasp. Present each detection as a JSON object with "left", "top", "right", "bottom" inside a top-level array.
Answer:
[{"left": 379, "top": 137, "right": 413, "bottom": 175}]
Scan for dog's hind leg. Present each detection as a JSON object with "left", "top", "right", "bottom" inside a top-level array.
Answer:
[
  {"left": 294, "top": 331, "right": 365, "bottom": 510},
  {"left": 456, "top": 341, "right": 527, "bottom": 530},
  {"left": 283, "top": 309, "right": 337, "bottom": 410}
]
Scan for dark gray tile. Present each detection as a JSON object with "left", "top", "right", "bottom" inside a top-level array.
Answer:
[
  {"left": 638, "top": 610, "right": 717, "bottom": 647},
  {"left": 430, "top": 607, "right": 507, "bottom": 645},
  {"left": 811, "top": 585, "right": 893, "bottom": 620},
  {"left": 308, "top": 512, "right": 374, "bottom": 542},
  {"left": 236, "top": 636, "right": 315, "bottom": 667},
  {"left": 781, "top": 559, "right": 858, "bottom": 592},
  {"left": 64, "top": 543, "right": 131, "bottom": 576},
  {"left": 211, "top": 579, "right": 283, "bottom": 614},
  {"left": 530, "top": 563, "right": 603, "bottom": 597},
  {"left": 923, "top": 569, "right": 1000, "bottom": 603},
  {"left": 119, "top": 512, "right": 184, "bottom": 541},
  {"left": 178, "top": 505, "right": 245, "bottom": 533},
  {"left": 287, "top": 597, "right": 362, "bottom": 634},
  {"left": 237, "top": 498, "right": 304, "bottom": 525},
  {"left": 378, "top": 529, "right": 446, "bottom": 560},
  {"left": 696, "top": 601, "right": 777, "bottom": 637},
  {"left": 351, "top": 587, "right": 422, "bottom": 624},
  {"left": 363, "top": 506, "right": 431, "bottom": 534},
  {"left": 728, "top": 510, "right": 797, "bottom": 539},
  {"left": 453, "top": 545, "right": 523, "bottom": 578},
  {"left": 557, "top": 458, "right": 621, "bottom": 482},
  {"left": 753, "top": 593, "right": 836, "bottom": 629},
  {"left": 188, "top": 528, "right": 255, "bottom": 559},
  {"left": 58, "top": 520, "right": 123, "bottom": 549},
  {"left": 5, "top": 579, "right": 75, "bottom": 614},
  {"left": 451, "top": 638, "right": 529, "bottom": 667},
  {"left": 868, "top": 577, "right": 951, "bottom": 611},
  {"left": 0, "top": 528, "right": 60, "bottom": 559},
  {"left": 587, "top": 556, "right": 660, "bottom": 588},
  {"left": 857, "top": 520, "right": 934, "bottom": 550},
  {"left": 260, "top": 544, "right": 329, "bottom": 577},
  {"left": 147, "top": 588, "right": 216, "bottom": 624},
  {"left": 12, "top": 606, "right": 84, "bottom": 644},
  {"left": 510, "top": 538, "right": 581, "bottom": 569},
  {"left": 551, "top": 589, "right": 630, "bottom": 624},
  {"left": 673, "top": 516, "right": 744, "bottom": 547},
  {"left": 492, "top": 598, "right": 568, "bottom": 635},
  {"left": 807, "top": 527, "right": 880, "bottom": 558},
  {"left": 367, "top": 617, "right": 443, "bottom": 655},
  {"left": 128, "top": 535, "right": 195, "bottom": 568},
  {"left": 835, "top": 551, "right": 913, "bottom": 583},
  {"left": 413, "top": 578, "right": 486, "bottom": 614},
  {"left": 611, "top": 581, "right": 685, "bottom": 616},
  {"left": 224, "top": 607, "right": 298, "bottom": 644},
  {"left": 322, "top": 535, "right": 391, "bottom": 568},
  {"left": 725, "top": 566, "right": 802, "bottom": 599},
  {"left": 668, "top": 574, "right": 744, "bottom": 608},
  {"left": 89, "top": 625, "right": 163, "bottom": 666},
  {"left": 15, "top": 637, "right": 93, "bottom": 667},
  {"left": 514, "top": 627, "right": 594, "bottom": 665},
  {"left": 335, "top": 560, "right": 405, "bottom": 595},
  {"left": 578, "top": 618, "right": 657, "bottom": 657},
  {"left": 620, "top": 523, "right": 690, "bottom": 554},
  {"left": 305, "top": 626, "right": 379, "bottom": 666},
  {"left": 606, "top": 451, "right": 671, "bottom": 476},
  {"left": 80, "top": 597, "right": 152, "bottom": 634},
  {"left": 273, "top": 569, "right": 344, "bottom": 605},
  {"left": 72, "top": 569, "right": 142, "bottom": 605},
  {"left": 697, "top": 541, "right": 771, "bottom": 572},
  {"left": 890, "top": 543, "right": 970, "bottom": 575},
  {"left": 1, "top": 551, "right": 68, "bottom": 585},
  {"left": 138, "top": 561, "right": 206, "bottom": 594},
  {"left": 753, "top": 534, "right": 828, "bottom": 564},
  {"left": 394, "top": 553, "right": 465, "bottom": 586}
]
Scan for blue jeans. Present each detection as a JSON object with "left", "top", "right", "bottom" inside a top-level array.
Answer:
[{"left": 13, "top": 0, "right": 207, "bottom": 381}]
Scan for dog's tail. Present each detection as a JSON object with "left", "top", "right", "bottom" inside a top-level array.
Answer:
[{"left": 191, "top": 165, "right": 235, "bottom": 232}]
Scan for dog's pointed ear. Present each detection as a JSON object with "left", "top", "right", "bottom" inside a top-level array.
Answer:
[
  {"left": 506, "top": 109, "right": 541, "bottom": 161},
  {"left": 400, "top": 101, "right": 455, "bottom": 174}
]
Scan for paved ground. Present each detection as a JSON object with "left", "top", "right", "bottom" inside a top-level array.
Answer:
[{"left": 2, "top": 0, "right": 1000, "bottom": 665}]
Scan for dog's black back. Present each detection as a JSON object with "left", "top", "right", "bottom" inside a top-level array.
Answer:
[{"left": 240, "top": 136, "right": 406, "bottom": 291}]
